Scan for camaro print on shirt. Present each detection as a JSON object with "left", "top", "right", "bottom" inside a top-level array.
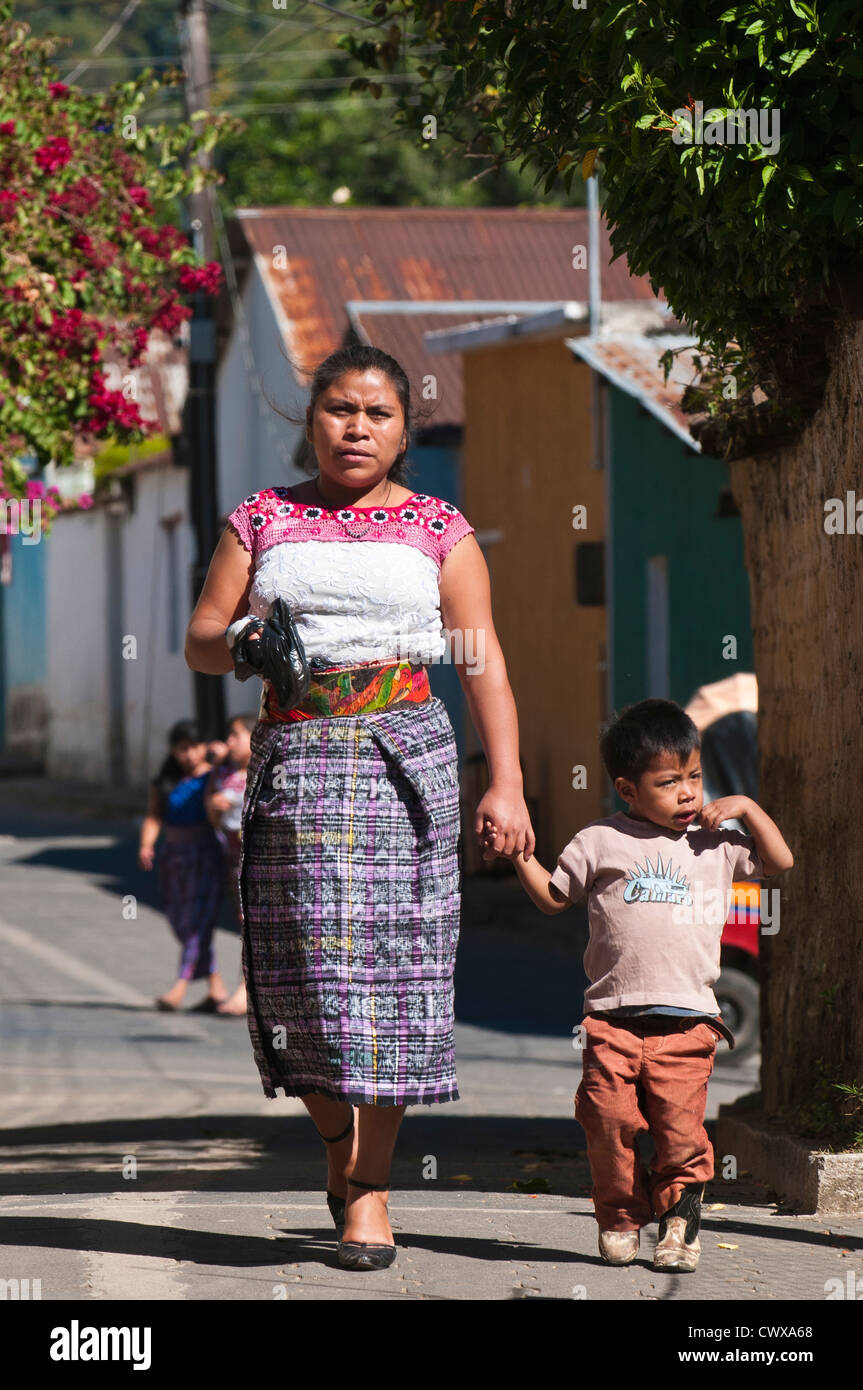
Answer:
[{"left": 622, "top": 855, "right": 693, "bottom": 906}]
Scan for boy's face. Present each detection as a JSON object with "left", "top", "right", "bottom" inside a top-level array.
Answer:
[
  {"left": 226, "top": 720, "right": 252, "bottom": 765},
  {"left": 615, "top": 748, "right": 703, "bottom": 832}
]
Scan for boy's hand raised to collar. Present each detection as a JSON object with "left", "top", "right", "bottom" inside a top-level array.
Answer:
[
  {"left": 699, "top": 796, "right": 794, "bottom": 876},
  {"left": 698, "top": 796, "right": 753, "bottom": 830}
]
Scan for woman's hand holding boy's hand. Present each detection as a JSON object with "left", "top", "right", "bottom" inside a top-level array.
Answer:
[
  {"left": 480, "top": 819, "right": 570, "bottom": 914},
  {"left": 475, "top": 789, "right": 535, "bottom": 862},
  {"left": 479, "top": 819, "right": 517, "bottom": 861}
]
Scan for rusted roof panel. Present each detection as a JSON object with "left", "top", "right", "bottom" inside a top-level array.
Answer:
[
  {"left": 237, "top": 208, "right": 660, "bottom": 408},
  {"left": 568, "top": 335, "right": 704, "bottom": 450},
  {"left": 350, "top": 310, "right": 519, "bottom": 430}
]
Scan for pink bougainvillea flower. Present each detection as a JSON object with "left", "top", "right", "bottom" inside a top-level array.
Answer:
[
  {"left": 49, "top": 177, "right": 101, "bottom": 216},
  {"left": 127, "top": 185, "right": 151, "bottom": 209},
  {"left": 48, "top": 82, "right": 69, "bottom": 97},
  {"left": 0, "top": 120, "right": 16, "bottom": 135},
  {"left": 178, "top": 260, "right": 223, "bottom": 295},
  {"left": 151, "top": 294, "right": 192, "bottom": 336},
  {"left": 34, "top": 136, "right": 72, "bottom": 174},
  {"left": 77, "top": 494, "right": 94, "bottom": 509}
]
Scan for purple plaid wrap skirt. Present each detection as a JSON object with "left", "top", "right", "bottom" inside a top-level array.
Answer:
[{"left": 237, "top": 696, "right": 463, "bottom": 1106}]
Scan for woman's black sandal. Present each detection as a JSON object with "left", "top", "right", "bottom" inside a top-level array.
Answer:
[
  {"left": 316, "top": 1112, "right": 355, "bottom": 1234},
  {"left": 336, "top": 1176, "right": 396, "bottom": 1270}
]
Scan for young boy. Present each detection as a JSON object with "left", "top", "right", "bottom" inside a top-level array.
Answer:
[
  {"left": 491, "top": 699, "right": 792, "bottom": 1273},
  {"left": 204, "top": 713, "right": 255, "bottom": 1017}
]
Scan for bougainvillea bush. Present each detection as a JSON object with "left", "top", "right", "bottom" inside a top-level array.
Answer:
[{"left": 0, "top": 0, "right": 241, "bottom": 517}]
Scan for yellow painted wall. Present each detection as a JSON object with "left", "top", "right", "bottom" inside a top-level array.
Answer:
[{"left": 460, "top": 333, "right": 608, "bottom": 867}]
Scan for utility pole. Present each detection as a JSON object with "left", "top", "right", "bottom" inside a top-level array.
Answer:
[{"left": 178, "top": 0, "right": 224, "bottom": 740}]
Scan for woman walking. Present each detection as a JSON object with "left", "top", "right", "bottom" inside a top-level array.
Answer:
[{"left": 184, "top": 344, "right": 534, "bottom": 1269}]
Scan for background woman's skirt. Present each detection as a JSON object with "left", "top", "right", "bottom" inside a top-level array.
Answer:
[
  {"left": 238, "top": 696, "right": 463, "bottom": 1106},
  {"left": 157, "top": 828, "right": 225, "bottom": 980}
]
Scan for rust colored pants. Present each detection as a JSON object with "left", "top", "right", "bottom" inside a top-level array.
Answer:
[{"left": 575, "top": 1014, "right": 720, "bottom": 1231}]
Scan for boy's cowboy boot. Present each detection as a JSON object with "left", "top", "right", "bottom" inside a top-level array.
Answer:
[
  {"left": 653, "top": 1184, "right": 703, "bottom": 1272},
  {"left": 598, "top": 1229, "right": 640, "bottom": 1265}
]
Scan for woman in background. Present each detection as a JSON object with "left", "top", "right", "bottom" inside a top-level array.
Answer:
[{"left": 139, "top": 718, "right": 229, "bottom": 1012}]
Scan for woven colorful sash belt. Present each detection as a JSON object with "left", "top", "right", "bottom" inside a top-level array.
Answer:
[{"left": 260, "top": 658, "right": 432, "bottom": 723}]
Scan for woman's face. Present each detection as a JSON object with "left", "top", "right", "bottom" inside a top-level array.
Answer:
[
  {"left": 172, "top": 739, "right": 206, "bottom": 774},
  {"left": 306, "top": 370, "right": 407, "bottom": 491}
]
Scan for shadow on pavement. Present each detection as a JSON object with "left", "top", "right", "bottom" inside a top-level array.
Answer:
[
  {"left": 0, "top": 1113, "right": 591, "bottom": 1200},
  {"left": 2, "top": 1113, "right": 861, "bottom": 1256}
]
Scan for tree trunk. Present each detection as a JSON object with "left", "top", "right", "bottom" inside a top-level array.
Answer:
[{"left": 729, "top": 317, "right": 863, "bottom": 1136}]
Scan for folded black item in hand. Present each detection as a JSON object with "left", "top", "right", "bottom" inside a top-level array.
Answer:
[
  {"left": 230, "top": 617, "right": 265, "bottom": 682},
  {"left": 234, "top": 598, "right": 311, "bottom": 711}
]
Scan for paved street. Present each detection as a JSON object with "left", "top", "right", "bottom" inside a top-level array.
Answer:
[{"left": 1, "top": 788, "right": 861, "bottom": 1302}]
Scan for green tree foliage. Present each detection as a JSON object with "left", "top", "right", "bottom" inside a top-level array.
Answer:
[
  {"left": 344, "top": 0, "right": 863, "bottom": 458},
  {"left": 13, "top": 0, "right": 568, "bottom": 209}
]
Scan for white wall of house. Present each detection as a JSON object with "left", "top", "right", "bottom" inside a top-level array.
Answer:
[
  {"left": 42, "top": 264, "right": 318, "bottom": 786},
  {"left": 45, "top": 505, "right": 110, "bottom": 782},
  {"left": 120, "top": 465, "right": 197, "bottom": 787},
  {"left": 216, "top": 261, "right": 307, "bottom": 514},
  {"left": 45, "top": 464, "right": 197, "bottom": 787}
]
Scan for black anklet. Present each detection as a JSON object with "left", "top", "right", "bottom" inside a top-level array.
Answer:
[
  {"left": 347, "top": 1175, "right": 391, "bottom": 1192},
  {"left": 317, "top": 1112, "right": 355, "bottom": 1145}
]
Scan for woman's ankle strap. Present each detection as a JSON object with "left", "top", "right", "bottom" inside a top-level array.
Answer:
[{"left": 347, "top": 1175, "right": 390, "bottom": 1192}]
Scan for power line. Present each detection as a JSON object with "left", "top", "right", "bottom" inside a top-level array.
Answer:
[
  {"left": 208, "top": 0, "right": 380, "bottom": 23},
  {"left": 148, "top": 93, "right": 422, "bottom": 116},
  {"left": 211, "top": 17, "right": 323, "bottom": 81},
  {"left": 210, "top": 72, "right": 428, "bottom": 91},
  {"left": 57, "top": 44, "right": 444, "bottom": 69},
  {"left": 63, "top": 0, "right": 143, "bottom": 84},
  {"left": 55, "top": 7, "right": 369, "bottom": 72},
  {"left": 294, "top": 0, "right": 382, "bottom": 26}
]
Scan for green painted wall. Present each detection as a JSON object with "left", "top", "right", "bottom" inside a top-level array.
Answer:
[{"left": 610, "top": 390, "right": 754, "bottom": 713}]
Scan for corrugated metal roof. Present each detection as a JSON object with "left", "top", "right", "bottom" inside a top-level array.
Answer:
[
  {"left": 351, "top": 308, "right": 529, "bottom": 429},
  {"left": 236, "top": 208, "right": 661, "bottom": 424},
  {"left": 567, "top": 334, "right": 703, "bottom": 452}
]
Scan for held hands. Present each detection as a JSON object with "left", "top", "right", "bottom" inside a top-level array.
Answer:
[
  {"left": 475, "top": 787, "right": 536, "bottom": 863},
  {"left": 138, "top": 845, "right": 155, "bottom": 871},
  {"left": 698, "top": 796, "right": 753, "bottom": 830}
]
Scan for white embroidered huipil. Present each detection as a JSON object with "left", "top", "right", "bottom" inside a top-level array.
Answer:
[{"left": 226, "top": 487, "right": 476, "bottom": 669}]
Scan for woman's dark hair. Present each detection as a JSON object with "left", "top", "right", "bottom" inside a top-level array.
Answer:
[
  {"left": 150, "top": 718, "right": 206, "bottom": 815},
  {"left": 600, "top": 699, "right": 700, "bottom": 784},
  {"left": 264, "top": 343, "right": 436, "bottom": 485}
]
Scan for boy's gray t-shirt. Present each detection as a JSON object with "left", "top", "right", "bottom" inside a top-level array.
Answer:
[{"left": 549, "top": 811, "right": 761, "bottom": 1014}]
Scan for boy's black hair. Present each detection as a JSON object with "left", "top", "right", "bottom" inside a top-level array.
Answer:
[
  {"left": 600, "top": 699, "right": 700, "bottom": 784},
  {"left": 224, "top": 712, "right": 257, "bottom": 738}
]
